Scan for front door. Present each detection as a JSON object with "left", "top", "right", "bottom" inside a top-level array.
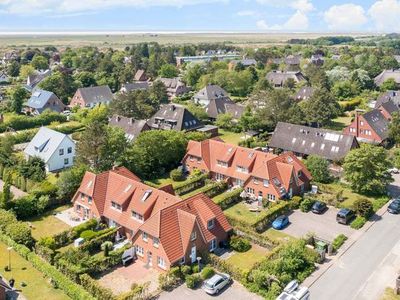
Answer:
[
  {"left": 83, "top": 208, "right": 89, "bottom": 220},
  {"left": 191, "top": 246, "right": 196, "bottom": 263},
  {"left": 147, "top": 251, "right": 153, "bottom": 266}
]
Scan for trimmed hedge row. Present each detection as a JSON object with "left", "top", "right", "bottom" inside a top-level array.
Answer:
[
  {"left": 213, "top": 188, "right": 243, "bottom": 210},
  {"left": 189, "top": 181, "right": 228, "bottom": 198},
  {"left": 174, "top": 173, "right": 208, "bottom": 196},
  {"left": 205, "top": 253, "right": 248, "bottom": 283},
  {"left": 0, "top": 233, "right": 94, "bottom": 300},
  {"left": 0, "top": 111, "right": 67, "bottom": 133},
  {"left": 80, "top": 227, "right": 118, "bottom": 253},
  {"left": 53, "top": 219, "right": 98, "bottom": 248}
]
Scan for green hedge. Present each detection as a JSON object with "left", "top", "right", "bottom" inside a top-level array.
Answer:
[
  {"left": 213, "top": 188, "right": 243, "bottom": 210},
  {"left": 205, "top": 252, "right": 248, "bottom": 283},
  {"left": 0, "top": 111, "right": 67, "bottom": 133},
  {"left": 53, "top": 219, "right": 98, "bottom": 248},
  {"left": 80, "top": 274, "right": 116, "bottom": 300},
  {"left": 350, "top": 216, "right": 366, "bottom": 229},
  {"left": 332, "top": 234, "right": 348, "bottom": 252},
  {"left": 174, "top": 173, "right": 208, "bottom": 195},
  {"left": 190, "top": 181, "right": 227, "bottom": 198},
  {"left": 80, "top": 227, "right": 118, "bottom": 253},
  {"left": 0, "top": 233, "right": 94, "bottom": 300}
]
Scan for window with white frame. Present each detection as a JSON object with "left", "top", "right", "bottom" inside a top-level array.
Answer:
[
  {"left": 263, "top": 179, "right": 269, "bottom": 187},
  {"left": 236, "top": 165, "right": 248, "bottom": 173},
  {"left": 88, "top": 196, "right": 92, "bottom": 204},
  {"left": 131, "top": 210, "right": 144, "bottom": 222},
  {"left": 215, "top": 173, "right": 224, "bottom": 181},
  {"left": 350, "top": 127, "right": 356, "bottom": 133},
  {"left": 217, "top": 160, "right": 228, "bottom": 167},
  {"left": 246, "top": 187, "right": 255, "bottom": 194},
  {"left": 64, "top": 158, "right": 69, "bottom": 165},
  {"left": 59, "top": 148, "right": 64, "bottom": 155},
  {"left": 111, "top": 201, "right": 122, "bottom": 211},
  {"left": 142, "top": 232, "right": 148, "bottom": 242},
  {"left": 179, "top": 257, "right": 185, "bottom": 265},
  {"left": 191, "top": 231, "right": 196, "bottom": 241},
  {"left": 207, "top": 219, "right": 215, "bottom": 229},
  {"left": 267, "top": 194, "right": 276, "bottom": 201},
  {"left": 136, "top": 245, "right": 144, "bottom": 257},
  {"left": 253, "top": 177, "right": 259, "bottom": 184},
  {"left": 153, "top": 237, "right": 159, "bottom": 248},
  {"left": 157, "top": 256, "right": 166, "bottom": 269},
  {"left": 209, "top": 239, "right": 217, "bottom": 251}
]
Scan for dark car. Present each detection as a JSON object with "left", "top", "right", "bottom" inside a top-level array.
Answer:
[
  {"left": 311, "top": 201, "right": 327, "bottom": 214},
  {"left": 336, "top": 208, "right": 355, "bottom": 225},
  {"left": 388, "top": 199, "right": 400, "bottom": 214}
]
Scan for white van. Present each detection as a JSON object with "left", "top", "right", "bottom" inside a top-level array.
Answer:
[{"left": 276, "top": 280, "right": 310, "bottom": 300}]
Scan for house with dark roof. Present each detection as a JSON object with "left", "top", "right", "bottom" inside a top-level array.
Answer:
[
  {"left": 25, "top": 89, "right": 65, "bottom": 115},
  {"left": 268, "top": 122, "right": 359, "bottom": 161},
  {"left": 295, "top": 86, "right": 314, "bottom": 101},
  {"left": 148, "top": 104, "right": 203, "bottom": 132},
  {"left": 24, "top": 127, "right": 75, "bottom": 172},
  {"left": 72, "top": 166, "right": 231, "bottom": 271},
  {"left": 158, "top": 78, "right": 189, "bottom": 99},
  {"left": 70, "top": 85, "right": 113, "bottom": 108},
  {"left": 109, "top": 115, "right": 150, "bottom": 142},
  {"left": 270, "top": 55, "right": 301, "bottom": 70},
  {"left": 182, "top": 139, "right": 312, "bottom": 200},
  {"left": 193, "top": 85, "right": 230, "bottom": 107},
  {"left": 228, "top": 58, "right": 257, "bottom": 71},
  {"left": 266, "top": 71, "right": 306, "bottom": 88},
  {"left": 25, "top": 69, "right": 51, "bottom": 92},
  {"left": 134, "top": 69, "right": 148, "bottom": 82},
  {"left": 310, "top": 54, "right": 324, "bottom": 66},
  {"left": 120, "top": 82, "right": 150, "bottom": 93},
  {"left": 375, "top": 90, "right": 400, "bottom": 109},
  {"left": 343, "top": 104, "right": 397, "bottom": 144},
  {"left": 0, "top": 71, "right": 9, "bottom": 84},
  {"left": 374, "top": 69, "right": 400, "bottom": 87}
]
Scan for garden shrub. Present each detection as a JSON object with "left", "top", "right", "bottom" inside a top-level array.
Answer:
[
  {"left": 350, "top": 216, "right": 367, "bottom": 229},
  {"left": 170, "top": 169, "right": 184, "bottom": 181},
  {"left": 80, "top": 230, "right": 97, "bottom": 240},
  {"left": 101, "top": 241, "right": 113, "bottom": 257},
  {"left": 289, "top": 196, "right": 303, "bottom": 209},
  {"left": 353, "top": 198, "right": 374, "bottom": 218},
  {"left": 174, "top": 173, "right": 208, "bottom": 195},
  {"left": 213, "top": 188, "right": 243, "bottom": 210},
  {"left": 300, "top": 198, "right": 315, "bottom": 212},
  {"left": 181, "top": 265, "right": 192, "bottom": 276},
  {"left": 5, "top": 222, "right": 34, "bottom": 248},
  {"left": 185, "top": 274, "right": 201, "bottom": 289},
  {"left": 80, "top": 274, "right": 115, "bottom": 300},
  {"left": 192, "top": 264, "right": 199, "bottom": 274},
  {"left": 79, "top": 227, "right": 118, "bottom": 253},
  {"left": 332, "top": 234, "right": 348, "bottom": 252},
  {"left": 230, "top": 236, "right": 251, "bottom": 252},
  {"left": 53, "top": 219, "right": 98, "bottom": 248},
  {"left": 201, "top": 266, "right": 215, "bottom": 280},
  {"left": 0, "top": 209, "right": 17, "bottom": 231},
  {"left": 158, "top": 268, "right": 182, "bottom": 291}
]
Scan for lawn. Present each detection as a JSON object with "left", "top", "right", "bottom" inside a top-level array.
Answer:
[
  {"left": 382, "top": 288, "right": 400, "bottom": 300},
  {"left": 0, "top": 242, "right": 69, "bottom": 300},
  {"left": 324, "top": 115, "right": 353, "bottom": 131},
  {"left": 225, "top": 244, "right": 269, "bottom": 271},
  {"left": 263, "top": 228, "right": 295, "bottom": 244},
  {"left": 218, "top": 129, "right": 244, "bottom": 145},
  {"left": 27, "top": 205, "right": 71, "bottom": 240},
  {"left": 224, "top": 202, "right": 267, "bottom": 226}
]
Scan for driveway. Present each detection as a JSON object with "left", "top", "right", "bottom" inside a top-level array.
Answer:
[
  {"left": 159, "top": 280, "right": 262, "bottom": 300},
  {"left": 0, "top": 179, "right": 27, "bottom": 199},
  {"left": 281, "top": 207, "right": 356, "bottom": 241},
  {"left": 387, "top": 173, "right": 400, "bottom": 198}
]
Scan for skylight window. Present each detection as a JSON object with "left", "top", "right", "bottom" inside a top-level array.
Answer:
[
  {"left": 124, "top": 184, "right": 132, "bottom": 193},
  {"left": 86, "top": 181, "right": 93, "bottom": 189},
  {"left": 141, "top": 189, "right": 153, "bottom": 202}
]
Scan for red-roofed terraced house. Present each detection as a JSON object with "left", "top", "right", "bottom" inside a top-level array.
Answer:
[
  {"left": 182, "top": 139, "right": 312, "bottom": 201},
  {"left": 72, "top": 166, "right": 232, "bottom": 271}
]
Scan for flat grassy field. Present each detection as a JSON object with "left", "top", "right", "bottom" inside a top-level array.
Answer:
[
  {"left": 226, "top": 244, "right": 269, "bottom": 271},
  {"left": 224, "top": 202, "right": 267, "bottom": 226},
  {"left": 263, "top": 228, "right": 295, "bottom": 244},
  {"left": 0, "top": 242, "right": 69, "bottom": 300},
  {"left": 324, "top": 115, "right": 353, "bottom": 131},
  {"left": 27, "top": 205, "right": 71, "bottom": 240},
  {"left": 218, "top": 129, "right": 244, "bottom": 145}
]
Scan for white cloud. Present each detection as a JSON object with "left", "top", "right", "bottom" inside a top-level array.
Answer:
[
  {"left": 237, "top": 10, "right": 259, "bottom": 17},
  {"left": 0, "top": 0, "right": 228, "bottom": 15},
  {"left": 324, "top": 3, "right": 367, "bottom": 31},
  {"left": 369, "top": 0, "right": 400, "bottom": 32},
  {"left": 256, "top": 10, "right": 309, "bottom": 31},
  {"left": 256, "top": 0, "right": 314, "bottom": 13}
]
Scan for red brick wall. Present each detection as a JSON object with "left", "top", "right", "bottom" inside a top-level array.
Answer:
[
  {"left": 70, "top": 90, "right": 85, "bottom": 107},
  {"left": 343, "top": 115, "right": 383, "bottom": 143}
]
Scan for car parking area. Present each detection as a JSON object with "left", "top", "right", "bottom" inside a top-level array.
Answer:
[
  {"left": 159, "top": 280, "right": 262, "bottom": 300},
  {"left": 280, "top": 207, "right": 356, "bottom": 241}
]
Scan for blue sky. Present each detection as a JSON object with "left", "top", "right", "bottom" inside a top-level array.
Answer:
[{"left": 0, "top": 0, "right": 399, "bottom": 32}]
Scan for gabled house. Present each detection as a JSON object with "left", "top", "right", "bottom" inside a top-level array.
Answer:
[
  {"left": 109, "top": 115, "right": 151, "bottom": 142},
  {"left": 375, "top": 90, "right": 400, "bottom": 109},
  {"left": 310, "top": 54, "right": 324, "bottom": 66},
  {"left": 228, "top": 58, "right": 257, "bottom": 71},
  {"left": 193, "top": 85, "right": 230, "bottom": 107},
  {"left": 268, "top": 122, "right": 359, "bottom": 162},
  {"left": 343, "top": 104, "right": 397, "bottom": 144},
  {"left": 266, "top": 71, "right": 306, "bottom": 88},
  {"left": 148, "top": 104, "right": 203, "bottom": 132},
  {"left": 72, "top": 167, "right": 231, "bottom": 271},
  {"left": 70, "top": 85, "right": 113, "bottom": 108},
  {"left": 294, "top": 86, "right": 314, "bottom": 101},
  {"left": 25, "top": 89, "right": 65, "bottom": 115},
  {"left": 134, "top": 70, "right": 148, "bottom": 82},
  {"left": 270, "top": 55, "right": 301, "bottom": 70},
  {"left": 374, "top": 69, "right": 400, "bottom": 87},
  {"left": 26, "top": 69, "right": 51, "bottom": 92},
  {"left": 158, "top": 78, "right": 189, "bottom": 99},
  {"left": 0, "top": 71, "right": 9, "bottom": 84},
  {"left": 182, "top": 139, "right": 312, "bottom": 200},
  {"left": 120, "top": 82, "right": 150, "bottom": 93},
  {"left": 24, "top": 127, "right": 76, "bottom": 172}
]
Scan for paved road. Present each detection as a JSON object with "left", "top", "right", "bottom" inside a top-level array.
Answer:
[
  {"left": 159, "top": 281, "right": 262, "bottom": 300},
  {"left": 282, "top": 207, "right": 355, "bottom": 241},
  {"left": 309, "top": 210, "right": 400, "bottom": 300}
]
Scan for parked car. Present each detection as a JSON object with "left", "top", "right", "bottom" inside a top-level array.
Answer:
[
  {"left": 272, "top": 215, "right": 289, "bottom": 230},
  {"left": 388, "top": 199, "right": 400, "bottom": 214},
  {"left": 277, "top": 280, "right": 310, "bottom": 300},
  {"left": 311, "top": 201, "right": 327, "bottom": 214},
  {"left": 336, "top": 208, "right": 355, "bottom": 225},
  {"left": 202, "top": 273, "right": 231, "bottom": 295}
]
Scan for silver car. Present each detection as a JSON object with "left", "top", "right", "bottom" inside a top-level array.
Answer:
[{"left": 202, "top": 273, "right": 231, "bottom": 295}]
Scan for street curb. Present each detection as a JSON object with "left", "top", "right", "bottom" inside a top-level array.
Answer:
[{"left": 306, "top": 202, "right": 390, "bottom": 288}]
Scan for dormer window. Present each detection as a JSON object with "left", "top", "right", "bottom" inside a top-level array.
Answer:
[
  {"left": 153, "top": 237, "right": 159, "bottom": 248},
  {"left": 207, "top": 219, "right": 215, "bottom": 229},
  {"left": 217, "top": 160, "right": 228, "bottom": 167},
  {"left": 263, "top": 179, "right": 269, "bottom": 187},
  {"left": 88, "top": 196, "right": 92, "bottom": 204},
  {"left": 236, "top": 165, "right": 248, "bottom": 173},
  {"left": 111, "top": 201, "right": 122, "bottom": 211},
  {"left": 131, "top": 211, "right": 144, "bottom": 222}
]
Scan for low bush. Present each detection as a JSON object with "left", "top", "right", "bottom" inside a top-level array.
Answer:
[
  {"left": 350, "top": 216, "right": 367, "bottom": 229},
  {"left": 332, "top": 234, "right": 348, "bottom": 252},
  {"left": 170, "top": 169, "right": 184, "bottom": 181},
  {"left": 80, "top": 230, "right": 97, "bottom": 240},
  {"left": 158, "top": 267, "right": 182, "bottom": 291},
  {"left": 5, "top": 222, "right": 34, "bottom": 248},
  {"left": 213, "top": 188, "right": 243, "bottom": 210},
  {"left": 0, "top": 209, "right": 17, "bottom": 232},
  {"left": 353, "top": 198, "right": 374, "bottom": 219},
  {"left": 300, "top": 198, "right": 315, "bottom": 212},
  {"left": 192, "top": 264, "right": 199, "bottom": 274},
  {"left": 53, "top": 219, "right": 98, "bottom": 248},
  {"left": 229, "top": 236, "right": 251, "bottom": 252},
  {"left": 181, "top": 265, "right": 192, "bottom": 276},
  {"left": 201, "top": 266, "right": 215, "bottom": 280},
  {"left": 185, "top": 274, "right": 201, "bottom": 289},
  {"left": 289, "top": 196, "right": 302, "bottom": 209},
  {"left": 79, "top": 227, "right": 118, "bottom": 253},
  {"left": 0, "top": 111, "right": 67, "bottom": 133}
]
